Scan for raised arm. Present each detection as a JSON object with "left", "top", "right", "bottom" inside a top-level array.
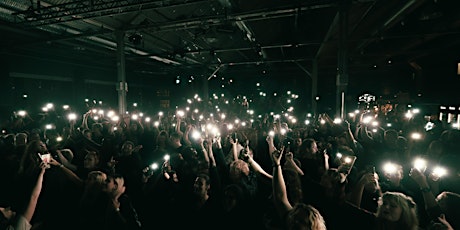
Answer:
[
  {"left": 284, "top": 152, "right": 304, "bottom": 176},
  {"left": 247, "top": 151, "right": 273, "bottom": 180},
  {"left": 271, "top": 149, "right": 292, "bottom": 217},
  {"left": 23, "top": 162, "right": 47, "bottom": 222}
]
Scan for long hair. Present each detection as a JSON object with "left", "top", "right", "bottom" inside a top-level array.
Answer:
[
  {"left": 18, "top": 140, "right": 43, "bottom": 175},
  {"left": 286, "top": 203, "right": 327, "bottom": 230},
  {"left": 376, "top": 192, "right": 418, "bottom": 230}
]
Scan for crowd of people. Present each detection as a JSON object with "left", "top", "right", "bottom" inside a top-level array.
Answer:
[{"left": 0, "top": 98, "right": 459, "bottom": 230}]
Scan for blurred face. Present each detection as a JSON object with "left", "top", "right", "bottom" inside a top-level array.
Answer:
[
  {"left": 379, "top": 198, "right": 402, "bottom": 222},
  {"left": 122, "top": 143, "right": 133, "bottom": 155},
  {"left": 294, "top": 138, "right": 302, "bottom": 147},
  {"left": 105, "top": 177, "right": 125, "bottom": 195},
  {"left": 193, "top": 177, "right": 209, "bottom": 197},
  {"left": 84, "top": 154, "right": 99, "bottom": 169},
  {"left": 37, "top": 141, "right": 47, "bottom": 153},
  {"left": 308, "top": 142, "right": 318, "bottom": 154}
]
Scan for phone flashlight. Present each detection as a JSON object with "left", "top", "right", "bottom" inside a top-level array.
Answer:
[
  {"left": 150, "top": 163, "right": 159, "bottom": 170},
  {"left": 413, "top": 158, "right": 427, "bottom": 172},
  {"left": 383, "top": 162, "right": 397, "bottom": 174}
]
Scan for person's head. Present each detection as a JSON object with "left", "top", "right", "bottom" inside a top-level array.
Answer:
[
  {"left": 105, "top": 174, "right": 125, "bottom": 196},
  {"left": 229, "top": 159, "right": 250, "bottom": 182},
  {"left": 300, "top": 138, "right": 318, "bottom": 156},
  {"left": 121, "top": 141, "right": 134, "bottom": 156},
  {"left": 436, "top": 191, "right": 460, "bottom": 228},
  {"left": 193, "top": 173, "right": 210, "bottom": 198},
  {"left": 86, "top": 171, "right": 108, "bottom": 186},
  {"left": 91, "top": 123, "right": 103, "bottom": 135},
  {"left": 427, "top": 140, "right": 444, "bottom": 158},
  {"left": 319, "top": 168, "right": 347, "bottom": 202},
  {"left": 156, "top": 130, "right": 169, "bottom": 147},
  {"left": 376, "top": 192, "right": 418, "bottom": 229},
  {"left": 83, "top": 151, "right": 100, "bottom": 170},
  {"left": 286, "top": 203, "right": 327, "bottom": 230},
  {"left": 15, "top": 133, "right": 27, "bottom": 146},
  {"left": 82, "top": 129, "right": 92, "bottom": 140},
  {"left": 169, "top": 132, "right": 182, "bottom": 147}
]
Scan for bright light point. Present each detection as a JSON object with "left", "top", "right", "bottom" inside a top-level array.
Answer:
[
  {"left": 405, "top": 112, "right": 413, "bottom": 118},
  {"left": 242, "top": 122, "right": 246, "bottom": 126},
  {"left": 139, "top": 113, "right": 144, "bottom": 117},
  {"left": 235, "top": 119, "right": 240, "bottom": 124},
  {"left": 145, "top": 117, "right": 151, "bottom": 122},
  {"left": 46, "top": 103, "right": 54, "bottom": 109},
  {"left": 199, "top": 115, "right": 204, "bottom": 120},
  {"left": 23, "top": 94, "right": 28, "bottom": 98},
  {"left": 154, "top": 121, "right": 159, "bottom": 127},
  {"left": 287, "top": 107, "right": 294, "bottom": 112},
  {"left": 320, "top": 119, "right": 326, "bottom": 125},
  {"left": 186, "top": 107, "right": 190, "bottom": 111},
  {"left": 291, "top": 118, "right": 297, "bottom": 123},
  {"left": 256, "top": 83, "right": 260, "bottom": 87},
  {"left": 411, "top": 132, "right": 422, "bottom": 140},
  {"left": 187, "top": 99, "right": 192, "bottom": 104},
  {"left": 452, "top": 123, "right": 459, "bottom": 129},
  {"left": 192, "top": 131, "right": 201, "bottom": 139},
  {"left": 92, "top": 109, "right": 97, "bottom": 113},
  {"left": 131, "top": 114, "right": 138, "bottom": 120},
  {"left": 85, "top": 99, "right": 89, "bottom": 102},
  {"left": 221, "top": 114, "right": 226, "bottom": 119},
  {"left": 62, "top": 105, "right": 70, "bottom": 110},
  {"left": 307, "top": 113, "right": 312, "bottom": 117},
  {"left": 413, "top": 158, "right": 427, "bottom": 172},
  {"left": 333, "top": 118, "right": 342, "bottom": 124},
  {"left": 383, "top": 162, "right": 397, "bottom": 174},
  {"left": 287, "top": 99, "right": 291, "bottom": 103},
  {"left": 371, "top": 121, "right": 379, "bottom": 127},
  {"left": 98, "top": 110, "right": 104, "bottom": 115},
  {"left": 387, "top": 123, "right": 392, "bottom": 127},
  {"left": 93, "top": 116, "right": 99, "bottom": 120},
  {"left": 56, "top": 136, "right": 63, "bottom": 142},
  {"left": 372, "top": 128, "right": 378, "bottom": 133},
  {"left": 177, "top": 110, "right": 185, "bottom": 117},
  {"left": 363, "top": 116, "right": 373, "bottom": 124},
  {"left": 344, "top": 157, "right": 352, "bottom": 164},
  {"left": 432, "top": 167, "right": 447, "bottom": 178},
  {"left": 336, "top": 153, "right": 342, "bottom": 159},
  {"left": 412, "top": 108, "right": 420, "bottom": 114},
  {"left": 227, "top": 124, "right": 234, "bottom": 130},
  {"left": 68, "top": 113, "right": 77, "bottom": 120},
  {"left": 164, "top": 154, "right": 170, "bottom": 161},
  {"left": 348, "top": 113, "right": 355, "bottom": 118},
  {"left": 111, "top": 116, "right": 119, "bottom": 122},
  {"left": 305, "top": 120, "right": 310, "bottom": 125},
  {"left": 42, "top": 107, "right": 48, "bottom": 112},
  {"left": 280, "top": 128, "right": 286, "bottom": 135},
  {"left": 150, "top": 163, "right": 158, "bottom": 170},
  {"left": 194, "top": 109, "right": 199, "bottom": 114},
  {"left": 18, "top": 110, "right": 26, "bottom": 117},
  {"left": 45, "top": 124, "right": 53, "bottom": 130},
  {"left": 354, "top": 110, "right": 360, "bottom": 114},
  {"left": 158, "top": 111, "right": 164, "bottom": 116},
  {"left": 287, "top": 91, "right": 291, "bottom": 95}
]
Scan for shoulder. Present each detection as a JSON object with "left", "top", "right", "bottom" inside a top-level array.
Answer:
[{"left": 14, "top": 215, "right": 32, "bottom": 230}]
